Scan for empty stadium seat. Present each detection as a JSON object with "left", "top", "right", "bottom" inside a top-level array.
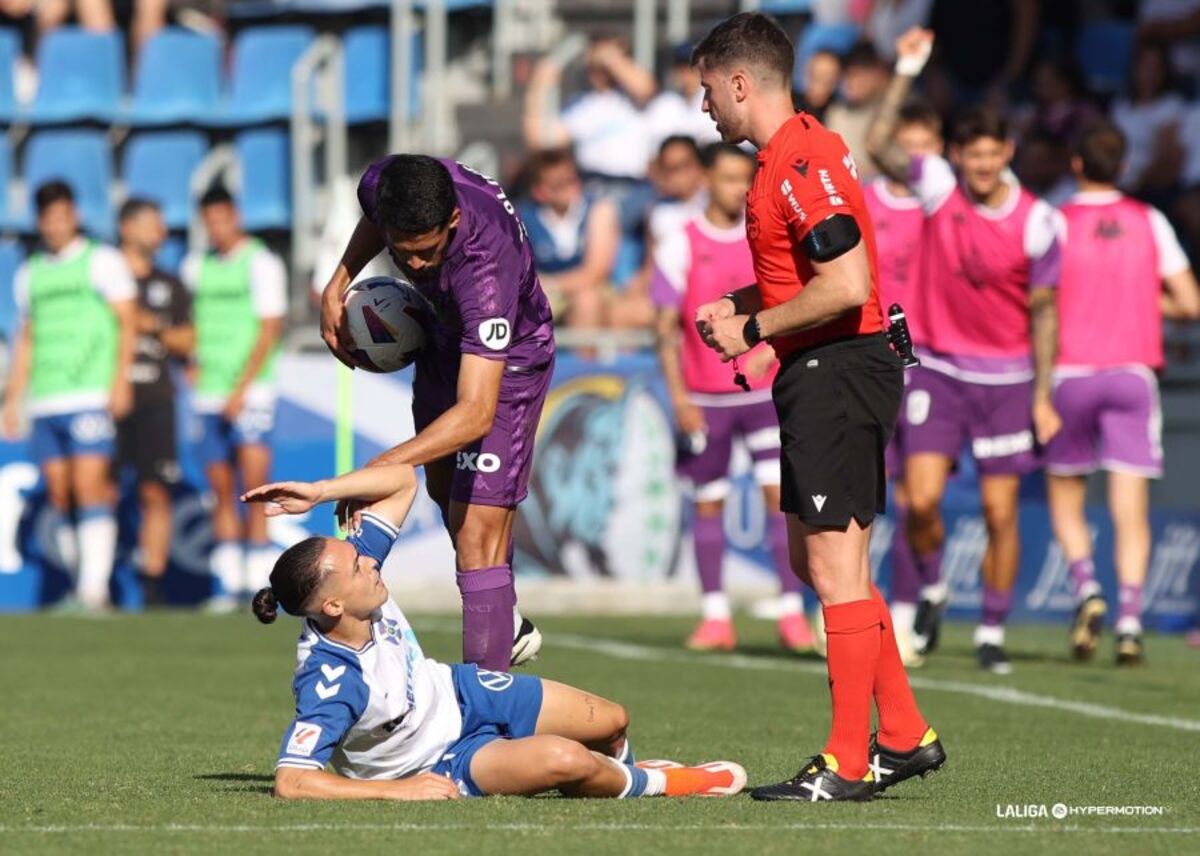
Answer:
[
  {"left": 0, "top": 28, "right": 19, "bottom": 123},
  {"left": 27, "top": 28, "right": 124, "bottom": 123},
  {"left": 123, "top": 132, "right": 209, "bottom": 230},
  {"left": 757, "top": 0, "right": 811, "bottom": 14},
  {"left": 23, "top": 130, "right": 115, "bottom": 240},
  {"left": 127, "top": 28, "right": 222, "bottom": 126},
  {"left": 212, "top": 26, "right": 315, "bottom": 125},
  {"left": 1077, "top": 20, "right": 1135, "bottom": 94},
  {"left": 236, "top": 129, "right": 291, "bottom": 229},
  {"left": 0, "top": 134, "right": 10, "bottom": 228},
  {"left": 0, "top": 240, "right": 24, "bottom": 343},
  {"left": 342, "top": 26, "right": 423, "bottom": 123}
]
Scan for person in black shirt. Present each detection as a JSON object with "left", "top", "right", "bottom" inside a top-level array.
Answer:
[{"left": 116, "top": 199, "right": 194, "bottom": 607}]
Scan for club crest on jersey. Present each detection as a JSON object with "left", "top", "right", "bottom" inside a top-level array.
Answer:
[
  {"left": 379, "top": 617, "right": 405, "bottom": 646},
  {"left": 476, "top": 669, "right": 514, "bottom": 692},
  {"left": 286, "top": 721, "right": 322, "bottom": 757}
]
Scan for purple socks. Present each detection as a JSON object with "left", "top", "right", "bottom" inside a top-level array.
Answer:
[
  {"left": 981, "top": 586, "right": 1013, "bottom": 628},
  {"left": 1069, "top": 557, "right": 1100, "bottom": 601},
  {"left": 1118, "top": 583, "right": 1143, "bottom": 628},
  {"left": 457, "top": 564, "right": 516, "bottom": 671},
  {"left": 890, "top": 506, "right": 921, "bottom": 604},
  {"left": 768, "top": 512, "right": 802, "bottom": 596},
  {"left": 694, "top": 513, "right": 725, "bottom": 595}
]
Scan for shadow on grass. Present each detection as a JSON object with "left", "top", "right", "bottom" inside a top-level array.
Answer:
[{"left": 195, "top": 773, "right": 275, "bottom": 783}]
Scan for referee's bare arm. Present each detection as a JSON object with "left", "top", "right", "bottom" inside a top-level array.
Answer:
[
  {"left": 865, "top": 28, "right": 934, "bottom": 184},
  {"left": 756, "top": 240, "right": 872, "bottom": 339}
]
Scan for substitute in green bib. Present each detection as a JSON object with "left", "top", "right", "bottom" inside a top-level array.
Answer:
[
  {"left": 182, "top": 185, "right": 286, "bottom": 609},
  {"left": 1, "top": 181, "right": 137, "bottom": 610}
]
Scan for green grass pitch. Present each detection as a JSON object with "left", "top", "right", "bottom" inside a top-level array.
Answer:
[{"left": 2, "top": 613, "right": 1198, "bottom": 855}]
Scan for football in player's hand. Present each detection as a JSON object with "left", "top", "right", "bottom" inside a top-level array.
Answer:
[{"left": 343, "top": 276, "right": 433, "bottom": 372}]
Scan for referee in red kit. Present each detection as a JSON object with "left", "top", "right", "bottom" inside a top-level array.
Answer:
[{"left": 691, "top": 13, "right": 944, "bottom": 802}]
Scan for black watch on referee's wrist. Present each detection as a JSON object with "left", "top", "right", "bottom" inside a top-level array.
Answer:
[{"left": 743, "top": 314, "right": 763, "bottom": 347}]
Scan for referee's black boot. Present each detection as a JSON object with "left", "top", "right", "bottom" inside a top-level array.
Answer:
[
  {"left": 869, "top": 728, "right": 946, "bottom": 793},
  {"left": 750, "top": 753, "right": 874, "bottom": 802}
]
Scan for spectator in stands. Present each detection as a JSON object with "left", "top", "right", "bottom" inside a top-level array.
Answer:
[
  {"left": 116, "top": 198, "right": 193, "bottom": 608},
  {"left": 523, "top": 35, "right": 658, "bottom": 181},
  {"left": 825, "top": 41, "right": 891, "bottom": 180},
  {"left": 926, "top": 0, "right": 1039, "bottom": 112},
  {"left": 866, "top": 0, "right": 934, "bottom": 61},
  {"left": 795, "top": 48, "right": 841, "bottom": 121},
  {"left": 6, "top": 0, "right": 115, "bottom": 38},
  {"left": 1020, "top": 57, "right": 1101, "bottom": 146},
  {"left": 1, "top": 181, "right": 136, "bottom": 611},
  {"left": 644, "top": 43, "right": 722, "bottom": 152},
  {"left": 182, "top": 185, "right": 285, "bottom": 610},
  {"left": 1112, "top": 40, "right": 1189, "bottom": 196},
  {"left": 1138, "top": 0, "right": 1200, "bottom": 84},
  {"left": 518, "top": 148, "right": 620, "bottom": 331},
  {"left": 647, "top": 135, "right": 707, "bottom": 246},
  {"left": 1174, "top": 106, "right": 1200, "bottom": 258}
]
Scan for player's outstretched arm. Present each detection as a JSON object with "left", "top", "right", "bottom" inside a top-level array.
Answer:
[
  {"left": 1, "top": 320, "right": 30, "bottom": 440},
  {"left": 274, "top": 767, "right": 459, "bottom": 801},
  {"left": 242, "top": 463, "right": 419, "bottom": 530},
  {"left": 865, "top": 27, "right": 934, "bottom": 183}
]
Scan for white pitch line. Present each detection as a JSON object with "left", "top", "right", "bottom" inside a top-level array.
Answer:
[
  {"left": 1, "top": 822, "right": 1197, "bottom": 835},
  {"left": 420, "top": 622, "right": 1200, "bottom": 735}
]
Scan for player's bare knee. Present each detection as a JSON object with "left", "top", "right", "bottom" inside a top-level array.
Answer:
[
  {"left": 981, "top": 498, "right": 1017, "bottom": 533},
  {"left": 543, "top": 738, "right": 597, "bottom": 783}
]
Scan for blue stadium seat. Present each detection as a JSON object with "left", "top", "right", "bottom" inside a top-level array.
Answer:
[
  {"left": 123, "top": 132, "right": 209, "bottom": 230},
  {"left": 0, "top": 28, "right": 19, "bottom": 123},
  {"left": 342, "top": 26, "right": 422, "bottom": 123},
  {"left": 793, "top": 22, "right": 861, "bottom": 89},
  {"left": 23, "top": 130, "right": 114, "bottom": 240},
  {"left": 27, "top": 28, "right": 124, "bottom": 123},
  {"left": 211, "top": 26, "right": 315, "bottom": 125},
  {"left": 757, "top": 0, "right": 811, "bottom": 14},
  {"left": 227, "top": 0, "right": 492, "bottom": 17},
  {"left": 0, "top": 134, "right": 11, "bottom": 228},
  {"left": 0, "top": 240, "right": 24, "bottom": 343},
  {"left": 155, "top": 235, "right": 186, "bottom": 275},
  {"left": 236, "top": 129, "right": 291, "bottom": 229},
  {"left": 127, "top": 28, "right": 222, "bottom": 126},
  {"left": 1077, "top": 20, "right": 1135, "bottom": 94}
]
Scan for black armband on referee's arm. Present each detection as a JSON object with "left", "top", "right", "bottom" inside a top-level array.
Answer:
[
  {"left": 721, "top": 291, "right": 744, "bottom": 314},
  {"left": 802, "top": 214, "right": 862, "bottom": 263}
]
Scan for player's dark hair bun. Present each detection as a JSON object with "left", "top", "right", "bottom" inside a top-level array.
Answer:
[{"left": 252, "top": 587, "right": 278, "bottom": 624}]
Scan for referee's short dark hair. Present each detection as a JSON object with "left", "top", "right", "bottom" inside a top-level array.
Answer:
[
  {"left": 1075, "top": 120, "right": 1126, "bottom": 185},
  {"left": 950, "top": 106, "right": 1009, "bottom": 147},
  {"left": 34, "top": 180, "right": 74, "bottom": 214},
  {"left": 691, "top": 13, "right": 795, "bottom": 88},
  {"left": 119, "top": 197, "right": 160, "bottom": 223}
]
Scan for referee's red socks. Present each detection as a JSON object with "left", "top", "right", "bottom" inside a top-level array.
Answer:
[
  {"left": 871, "top": 585, "right": 929, "bottom": 750},
  {"left": 821, "top": 599, "right": 881, "bottom": 780}
]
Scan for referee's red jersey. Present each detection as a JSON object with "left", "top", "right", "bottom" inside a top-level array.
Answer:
[{"left": 746, "top": 112, "right": 885, "bottom": 358}]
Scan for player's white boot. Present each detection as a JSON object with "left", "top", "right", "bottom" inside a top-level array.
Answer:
[{"left": 511, "top": 607, "right": 542, "bottom": 666}]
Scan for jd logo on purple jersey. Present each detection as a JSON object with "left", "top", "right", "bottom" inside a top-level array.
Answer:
[
  {"left": 457, "top": 452, "right": 501, "bottom": 473},
  {"left": 479, "top": 318, "right": 511, "bottom": 351}
]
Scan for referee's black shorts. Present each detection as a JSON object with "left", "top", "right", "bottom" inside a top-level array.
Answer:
[{"left": 772, "top": 333, "right": 903, "bottom": 527}]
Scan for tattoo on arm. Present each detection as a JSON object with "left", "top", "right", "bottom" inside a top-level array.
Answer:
[{"left": 866, "top": 73, "right": 917, "bottom": 183}]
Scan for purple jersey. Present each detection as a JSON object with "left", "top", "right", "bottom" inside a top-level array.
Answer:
[{"left": 358, "top": 156, "right": 555, "bottom": 371}]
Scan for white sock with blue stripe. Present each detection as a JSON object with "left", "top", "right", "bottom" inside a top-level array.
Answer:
[
  {"left": 615, "top": 737, "right": 635, "bottom": 765},
  {"left": 612, "top": 758, "right": 665, "bottom": 798}
]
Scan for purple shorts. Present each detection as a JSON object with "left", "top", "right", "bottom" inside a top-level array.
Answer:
[
  {"left": 677, "top": 395, "right": 780, "bottom": 501},
  {"left": 413, "top": 357, "right": 554, "bottom": 507},
  {"left": 898, "top": 365, "right": 1038, "bottom": 476},
  {"left": 1044, "top": 367, "right": 1162, "bottom": 478}
]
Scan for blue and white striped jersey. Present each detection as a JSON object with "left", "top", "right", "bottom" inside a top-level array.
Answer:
[{"left": 275, "top": 512, "right": 463, "bottom": 779}]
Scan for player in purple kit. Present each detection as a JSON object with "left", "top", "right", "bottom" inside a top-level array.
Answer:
[
  {"left": 320, "top": 155, "right": 555, "bottom": 672},
  {"left": 1046, "top": 121, "right": 1200, "bottom": 665},
  {"left": 868, "top": 29, "right": 1063, "bottom": 674},
  {"left": 863, "top": 101, "right": 941, "bottom": 667}
]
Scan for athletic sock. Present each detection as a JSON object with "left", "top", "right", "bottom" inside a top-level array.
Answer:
[
  {"left": 615, "top": 737, "right": 636, "bottom": 765},
  {"left": 244, "top": 540, "right": 277, "bottom": 593},
  {"left": 778, "top": 592, "right": 805, "bottom": 615},
  {"left": 701, "top": 592, "right": 731, "bottom": 621},
  {"left": 693, "top": 513, "right": 725, "bottom": 596},
  {"left": 768, "top": 512, "right": 803, "bottom": 598},
  {"left": 821, "top": 598, "right": 882, "bottom": 781},
  {"left": 974, "top": 623, "right": 1006, "bottom": 647},
  {"left": 457, "top": 564, "right": 516, "bottom": 671},
  {"left": 981, "top": 585, "right": 1013, "bottom": 629},
  {"left": 210, "top": 540, "right": 244, "bottom": 599},
  {"left": 1069, "top": 557, "right": 1100, "bottom": 602},
  {"left": 139, "top": 573, "right": 166, "bottom": 608},
  {"left": 890, "top": 601, "right": 918, "bottom": 636},
  {"left": 613, "top": 760, "right": 666, "bottom": 797},
  {"left": 1117, "top": 584, "right": 1143, "bottom": 635},
  {"left": 871, "top": 586, "right": 929, "bottom": 750},
  {"left": 53, "top": 508, "right": 78, "bottom": 573},
  {"left": 76, "top": 505, "right": 115, "bottom": 608},
  {"left": 915, "top": 545, "right": 944, "bottom": 588},
  {"left": 890, "top": 506, "right": 921, "bottom": 605}
]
